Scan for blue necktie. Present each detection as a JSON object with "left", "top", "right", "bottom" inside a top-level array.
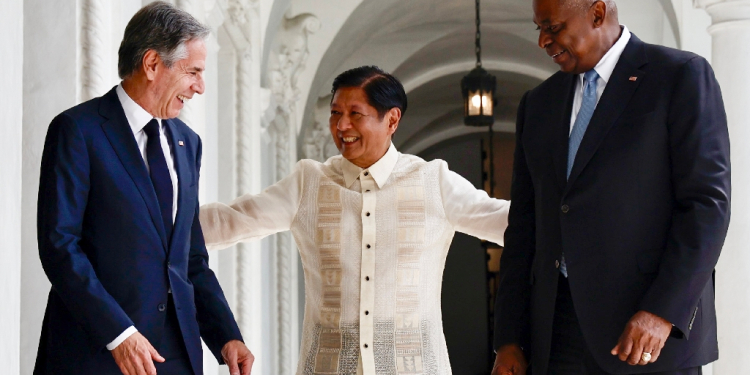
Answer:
[
  {"left": 567, "top": 69, "right": 600, "bottom": 178},
  {"left": 561, "top": 69, "right": 599, "bottom": 278},
  {"left": 144, "top": 119, "right": 174, "bottom": 240}
]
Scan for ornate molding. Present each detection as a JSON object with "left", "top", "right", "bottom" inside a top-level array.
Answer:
[
  {"left": 81, "top": 0, "right": 109, "bottom": 101},
  {"left": 268, "top": 14, "right": 321, "bottom": 116},
  {"left": 303, "top": 95, "right": 338, "bottom": 162},
  {"left": 695, "top": 0, "right": 750, "bottom": 27},
  {"left": 266, "top": 12, "right": 320, "bottom": 374}
]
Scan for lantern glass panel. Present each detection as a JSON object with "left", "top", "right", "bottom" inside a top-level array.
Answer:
[{"left": 467, "top": 89, "right": 493, "bottom": 116}]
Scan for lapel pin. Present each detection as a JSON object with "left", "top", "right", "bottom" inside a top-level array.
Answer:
[
  {"left": 629, "top": 76, "right": 638, "bottom": 82},
  {"left": 178, "top": 141, "right": 184, "bottom": 146}
]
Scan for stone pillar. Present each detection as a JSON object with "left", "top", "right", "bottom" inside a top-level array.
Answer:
[
  {"left": 80, "top": 0, "right": 112, "bottom": 101},
  {"left": 696, "top": 0, "right": 750, "bottom": 373},
  {"left": 21, "top": 1, "right": 79, "bottom": 373},
  {"left": 267, "top": 13, "right": 319, "bottom": 373},
  {"left": 0, "top": 0, "right": 23, "bottom": 372},
  {"left": 176, "top": 0, "right": 208, "bottom": 142}
]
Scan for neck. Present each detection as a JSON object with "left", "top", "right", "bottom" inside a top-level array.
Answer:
[
  {"left": 351, "top": 143, "right": 390, "bottom": 169},
  {"left": 122, "top": 77, "right": 159, "bottom": 118},
  {"left": 598, "top": 23, "right": 623, "bottom": 59}
]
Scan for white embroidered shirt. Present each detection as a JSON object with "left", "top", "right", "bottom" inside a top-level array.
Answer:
[{"left": 200, "top": 144, "right": 509, "bottom": 374}]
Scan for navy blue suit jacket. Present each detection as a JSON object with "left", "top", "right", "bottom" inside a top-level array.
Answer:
[
  {"left": 494, "top": 35, "right": 730, "bottom": 374},
  {"left": 35, "top": 87, "right": 242, "bottom": 374}
]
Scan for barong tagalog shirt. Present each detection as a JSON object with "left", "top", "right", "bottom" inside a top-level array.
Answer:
[{"left": 200, "top": 144, "right": 509, "bottom": 375}]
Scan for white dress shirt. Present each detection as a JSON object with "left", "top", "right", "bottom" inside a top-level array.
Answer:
[
  {"left": 570, "top": 25, "right": 632, "bottom": 132},
  {"left": 107, "top": 84, "right": 180, "bottom": 350},
  {"left": 201, "top": 144, "right": 510, "bottom": 374}
]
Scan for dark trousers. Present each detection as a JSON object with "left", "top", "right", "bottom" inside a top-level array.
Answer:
[
  {"left": 548, "top": 275, "right": 701, "bottom": 375},
  {"left": 154, "top": 295, "right": 195, "bottom": 375}
]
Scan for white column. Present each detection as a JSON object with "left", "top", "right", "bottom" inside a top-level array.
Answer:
[
  {"left": 236, "top": 44, "right": 267, "bottom": 374},
  {"left": 696, "top": 1, "right": 750, "bottom": 373},
  {"left": 21, "top": 1, "right": 80, "bottom": 373},
  {"left": 80, "top": 0, "right": 112, "bottom": 101},
  {"left": 0, "top": 0, "right": 23, "bottom": 372},
  {"left": 176, "top": 0, "right": 208, "bottom": 142}
]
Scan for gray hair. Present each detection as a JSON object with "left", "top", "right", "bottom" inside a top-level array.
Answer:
[
  {"left": 562, "top": 0, "right": 618, "bottom": 18},
  {"left": 117, "top": 1, "right": 210, "bottom": 79}
]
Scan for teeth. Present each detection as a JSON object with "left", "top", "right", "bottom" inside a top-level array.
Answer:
[
  {"left": 177, "top": 94, "right": 189, "bottom": 103},
  {"left": 342, "top": 137, "right": 358, "bottom": 143},
  {"left": 552, "top": 51, "right": 564, "bottom": 58}
]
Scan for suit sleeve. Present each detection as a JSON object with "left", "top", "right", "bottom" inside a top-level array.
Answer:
[
  {"left": 188, "top": 137, "right": 244, "bottom": 362},
  {"left": 493, "top": 92, "right": 535, "bottom": 351},
  {"left": 37, "top": 113, "right": 134, "bottom": 351},
  {"left": 639, "top": 56, "right": 731, "bottom": 339}
]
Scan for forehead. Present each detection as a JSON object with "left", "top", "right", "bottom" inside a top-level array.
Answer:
[
  {"left": 331, "top": 87, "right": 372, "bottom": 108},
  {"left": 183, "top": 39, "right": 207, "bottom": 65},
  {"left": 533, "top": 0, "right": 569, "bottom": 23}
]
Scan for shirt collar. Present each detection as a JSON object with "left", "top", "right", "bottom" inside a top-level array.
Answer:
[
  {"left": 342, "top": 143, "right": 399, "bottom": 189},
  {"left": 116, "top": 83, "right": 162, "bottom": 134},
  {"left": 580, "top": 25, "right": 631, "bottom": 86}
]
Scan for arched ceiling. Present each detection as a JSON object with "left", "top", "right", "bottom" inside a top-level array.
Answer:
[{"left": 290, "top": 0, "right": 680, "bottom": 156}]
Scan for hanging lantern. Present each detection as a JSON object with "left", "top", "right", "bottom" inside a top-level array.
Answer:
[
  {"left": 462, "top": 66, "right": 496, "bottom": 126},
  {"left": 462, "top": 0, "right": 496, "bottom": 127}
]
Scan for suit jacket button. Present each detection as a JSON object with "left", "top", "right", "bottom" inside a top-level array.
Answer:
[
  {"left": 158, "top": 303, "right": 166, "bottom": 312},
  {"left": 555, "top": 260, "right": 560, "bottom": 269},
  {"left": 561, "top": 204, "right": 570, "bottom": 213}
]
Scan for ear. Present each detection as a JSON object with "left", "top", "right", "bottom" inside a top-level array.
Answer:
[
  {"left": 591, "top": 0, "right": 607, "bottom": 28},
  {"left": 142, "top": 49, "right": 161, "bottom": 81},
  {"left": 386, "top": 107, "right": 401, "bottom": 136}
]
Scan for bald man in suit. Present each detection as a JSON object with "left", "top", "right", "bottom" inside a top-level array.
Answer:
[{"left": 492, "top": 1, "right": 730, "bottom": 374}]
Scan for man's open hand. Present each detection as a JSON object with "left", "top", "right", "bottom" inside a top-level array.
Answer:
[
  {"left": 221, "top": 340, "right": 254, "bottom": 375},
  {"left": 611, "top": 310, "right": 672, "bottom": 365},
  {"left": 491, "top": 344, "right": 528, "bottom": 375},
  {"left": 111, "top": 332, "right": 165, "bottom": 375}
]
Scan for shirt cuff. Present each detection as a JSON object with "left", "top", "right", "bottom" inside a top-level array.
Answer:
[{"left": 106, "top": 326, "right": 138, "bottom": 350}]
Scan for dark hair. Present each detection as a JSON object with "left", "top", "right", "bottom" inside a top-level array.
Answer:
[
  {"left": 331, "top": 66, "right": 407, "bottom": 119},
  {"left": 118, "top": 1, "right": 210, "bottom": 79}
]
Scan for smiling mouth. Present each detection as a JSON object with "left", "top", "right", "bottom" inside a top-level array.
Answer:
[
  {"left": 177, "top": 94, "right": 190, "bottom": 104},
  {"left": 341, "top": 136, "right": 359, "bottom": 143},
  {"left": 551, "top": 50, "right": 566, "bottom": 59}
]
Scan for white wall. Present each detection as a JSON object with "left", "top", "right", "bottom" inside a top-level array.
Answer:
[
  {"left": 0, "top": 0, "right": 24, "bottom": 373},
  {"left": 21, "top": 1, "right": 80, "bottom": 372}
]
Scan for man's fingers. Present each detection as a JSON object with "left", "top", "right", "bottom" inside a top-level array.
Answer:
[
  {"left": 132, "top": 354, "right": 148, "bottom": 375},
  {"left": 628, "top": 339, "right": 644, "bottom": 365},
  {"left": 225, "top": 350, "right": 240, "bottom": 375},
  {"left": 117, "top": 362, "right": 132, "bottom": 375},
  {"left": 148, "top": 344, "right": 165, "bottom": 363},
  {"left": 649, "top": 345, "right": 663, "bottom": 363},
  {"left": 140, "top": 349, "right": 157, "bottom": 375},
  {"left": 616, "top": 336, "right": 633, "bottom": 362},
  {"left": 240, "top": 360, "right": 252, "bottom": 375}
]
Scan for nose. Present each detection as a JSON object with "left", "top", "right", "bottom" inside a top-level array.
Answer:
[
  {"left": 538, "top": 31, "right": 552, "bottom": 49},
  {"left": 335, "top": 115, "right": 353, "bottom": 131},
  {"left": 192, "top": 74, "right": 205, "bottom": 95}
]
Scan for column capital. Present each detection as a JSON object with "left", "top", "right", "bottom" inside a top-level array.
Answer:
[{"left": 695, "top": 0, "right": 750, "bottom": 27}]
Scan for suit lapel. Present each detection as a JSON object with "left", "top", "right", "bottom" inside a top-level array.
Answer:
[
  {"left": 99, "top": 88, "right": 168, "bottom": 250},
  {"left": 553, "top": 74, "right": 577, "bottom": 192},
  {"left": 164, "top": 119, "right": 189, "bottom": 256},
  {"left": 564, "top": 35, "right": 647, "bottom": 195}
]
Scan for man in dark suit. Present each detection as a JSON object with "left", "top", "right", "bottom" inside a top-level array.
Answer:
[
  {"left": 491, "top": 0, "right": 730, "bottom": 374},
  {"left": 35, "top": 2, "right": 253, "bottom": 375}
]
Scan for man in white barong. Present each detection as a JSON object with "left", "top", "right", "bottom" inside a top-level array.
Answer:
[{"left": 200, "top": 65, "right": 510, "bottom": 375}]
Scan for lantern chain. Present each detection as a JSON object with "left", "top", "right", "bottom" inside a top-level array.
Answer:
[{"left": 475, "top": 0, "right": 482, "bottom": 67}]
